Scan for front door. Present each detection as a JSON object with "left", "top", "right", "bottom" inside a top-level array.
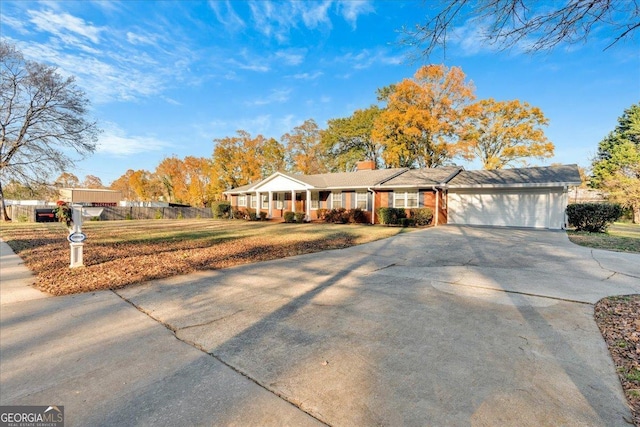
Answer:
[{"left": 295, "top": 193, "right": 304, "bottom": 212}]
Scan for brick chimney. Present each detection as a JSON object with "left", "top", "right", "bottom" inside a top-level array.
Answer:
[{"left": 356, "top": 160, "right": 376, "bottom": 171}]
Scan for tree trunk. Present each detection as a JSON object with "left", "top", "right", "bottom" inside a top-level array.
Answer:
[
  {"left": 0, "top": 180, "right": 11, "bottom": 221},
  {"left": 634, "top": 206, "right": 640, "bottom": 224}
]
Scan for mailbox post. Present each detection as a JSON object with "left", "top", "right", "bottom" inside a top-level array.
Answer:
[{"left": 68, "top": 204, "right": 87, "bottom": 268}]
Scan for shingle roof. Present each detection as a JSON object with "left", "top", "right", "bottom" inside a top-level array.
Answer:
[
  {"left": 225, "top": 164, "right": 582, "bottom": 194},
  {"left": 380, "top": 166, "right": 463, "bottom": 187},
  {"left": 227, "top": 183, "right": 253, "bottom": 193},
  {"left": 447, "top": 164, "right": 582, "bottom": 188},
  {"left": 284, "top": 168, "right": 408, "bottom": 188},
  {"left": 224, "top": 168, "right": 409, "bottom": 194}
]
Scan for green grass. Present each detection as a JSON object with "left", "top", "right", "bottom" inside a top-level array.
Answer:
[
  {"left": 627, "top": 368, "right": 640, "bottom": 383},
  {"left": 567, "top": 222, "right": 640, "bottom": 253}
]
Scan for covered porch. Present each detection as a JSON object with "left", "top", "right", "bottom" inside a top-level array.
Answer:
[{"left": 227, "top": 172, "right": 319, "bottom": 221}]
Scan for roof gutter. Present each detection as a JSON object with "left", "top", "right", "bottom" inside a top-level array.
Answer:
[{"left": 447, "top": 182, "right": 582, "bottom": 190}]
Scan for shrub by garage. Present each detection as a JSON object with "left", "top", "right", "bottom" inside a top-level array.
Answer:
[{"left": 566, "top": 203, "right": 623, "bottom": 232}]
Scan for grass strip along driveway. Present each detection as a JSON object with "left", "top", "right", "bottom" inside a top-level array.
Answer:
[
  {"left": 0, "top": 219, "right": 405, "bottom": 296},
  {"left": 567, "top": 223, "right": 640, "bottom": 254}
]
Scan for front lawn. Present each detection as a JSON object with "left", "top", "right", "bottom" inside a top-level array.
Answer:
[
  {"left": 567, "top": 222, "right": 640, "bottom": 253},
  {"left": 0, "top": 219, "right": 407, "bottom": 295}
]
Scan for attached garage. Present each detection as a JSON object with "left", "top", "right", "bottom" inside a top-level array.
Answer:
[
  {"left": 224, "top": 163, "right": 582, "bottom": 229},
  {"left": 448, "top": 188, "right": 567, "bottom": 229},
  {"left": 446, "top": 166, "right": 581, "bottom": 230}
]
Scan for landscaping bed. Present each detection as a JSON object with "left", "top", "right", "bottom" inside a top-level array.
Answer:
[
  {"left": 594, "top": 295, "right": 640, "bottom": 426},
  {"left": 568, "top": 223, "right": 640, "bottom": 425},
  {"left": 0, "top": 219, "right": 405, "bottom": 296}
]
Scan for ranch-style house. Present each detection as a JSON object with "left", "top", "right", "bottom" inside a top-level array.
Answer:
[{"left": 224, "top": 161, "right": 581, "bottom": 229}]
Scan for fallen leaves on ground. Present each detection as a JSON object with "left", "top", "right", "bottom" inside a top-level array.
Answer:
[
  {"left": 1, "top": 220, "right": 403, "bottom": 296},
  {"left": 595, "top": 295, "right": 640, "bottom": 426}
]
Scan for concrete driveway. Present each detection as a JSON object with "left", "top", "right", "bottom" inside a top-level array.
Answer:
[{"left": 2, "top": 226, "right": 640, "bottom": 426}]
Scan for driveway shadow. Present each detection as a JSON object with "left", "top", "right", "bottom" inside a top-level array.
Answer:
[{"left": 116, "top": 226, "right": 639, "bottom": 425}]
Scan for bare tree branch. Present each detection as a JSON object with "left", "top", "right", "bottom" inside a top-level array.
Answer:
[
  {"left": 403, "top": 0, "right": 640, "bottom": 58},
  {"left": 0, "top": 41, "right": 100, "bottom": 220}
]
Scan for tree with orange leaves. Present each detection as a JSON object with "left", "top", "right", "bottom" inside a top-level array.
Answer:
[
  {"left": 282, "top": 119, "right": 329, "bottom": 174},
  {"left": 128, "top": 169, "right": 161, "bottom": 201},
  {"left": 183, "top": 156, "right": 216, "bottom": 207},
  {"left": 109, "top": 169, "right": 136, "bottom": 200},
  {"left": 155, "top": 156, "right": 188, "bottom": 203},
  {"left": 212, "top": 131, "right": 286, "bottom": 196},
  {"left": 373, "top": 64, "right": 475, "bottom": 168},
  {"left": 457, "top": 98, "right": 553, "bottom": 169}
]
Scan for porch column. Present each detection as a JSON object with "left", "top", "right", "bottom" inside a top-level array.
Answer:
[
  {"left": 291, "top": 190, "right": 296, "bottom": 212},
  {"left": 255, "top": 191, "right": 260, "bottom": 216},
  {"left": 268, "top": 191, "right": 273, "bottom": 218},
  {"left": 306, "top": 189, "right": 311, "bottom": 221},
  {"left": 370, "top": 189, "right": 376, "bottom": 224},
  {"left": 434, "top": 189, "right": 439, "bottom": 226}
]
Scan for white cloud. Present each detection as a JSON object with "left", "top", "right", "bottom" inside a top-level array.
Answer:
[
  {"left": 209, "top": 0, "right": 246, "bottom": 32},
  {"left": 290, "top": 71, "right": 323, "bottom": 80},
  {"left": 247, "top": 0, "right": 373, "bottom": 42},
  {"left": 9, "top": 5, "right": 197, "bottom": 105},
  {"left": 448, "top": 18, "right": 534, "bottom": 55},
  {"left": 246, "top": 88, "right": 292, "bottom": 106},
  {"left": 337, "top": 0, "right": 374, "bottom": 29},
  {"left": 126, "top": 31, "right": 158, "bottom": 46},
  {"left": 2, "top": 15, "right": 30, "bottom": 35},
  {"left": 337, "top": 48, "right": 404, "bottom": 70},
  {"left": 162, "top": 96, "right": 182, "bottom": 106},
  {"left": 249, "top": 0, "right": 296, "bottom": 43},
  {"left": 230, "top": 59, "right": 270, "bottom": 72},
  {"left": 28, "top": 9, "right": 103, "bottom": 44},
  {"left": 275, "top": 49, "right": 306, "bottom": 65},
  {"left": 88, "top": 0, "right": 122, "bottom": 13},
  {"left": 16, "top": 40, "right": 167, "bottom": 104},
  {"left": 97, "top": 123, "right": 173, "bottom": 156},
  {"left": 296, "top": 1, "right": 332, "bottom": 29}
]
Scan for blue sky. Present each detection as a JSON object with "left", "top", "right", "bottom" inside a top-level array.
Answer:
[{"left": 2, "top": 1, "right": 639, "bottom": 186}]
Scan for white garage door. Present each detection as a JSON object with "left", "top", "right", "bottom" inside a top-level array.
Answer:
[{"left": 448, "top": 189, "right": 565, "bottom": 229}]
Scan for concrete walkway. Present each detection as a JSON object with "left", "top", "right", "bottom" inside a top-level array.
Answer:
[{"left": 1, "top": 227, "right": 639, "bottom": 426}]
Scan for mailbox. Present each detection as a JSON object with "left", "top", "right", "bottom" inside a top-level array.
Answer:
[{"left": 35, "top": 209, "right": 56, "bottom": 222}]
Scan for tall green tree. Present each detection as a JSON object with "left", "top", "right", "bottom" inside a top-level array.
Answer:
[
  {"left": 591, "top": 103, "right": 640, "bottom": 223},
  {"left": 322, "top": 106, "right": 384, "bottom": 171},
  {"left": 592, "top": 104, "right": 640, "bottom": 187},
  {"left": 0, "top": 42, "right": 99, "bottom": 220},
  {"left": 601, "top": 142, "right": 640, "bottom": 223}
]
